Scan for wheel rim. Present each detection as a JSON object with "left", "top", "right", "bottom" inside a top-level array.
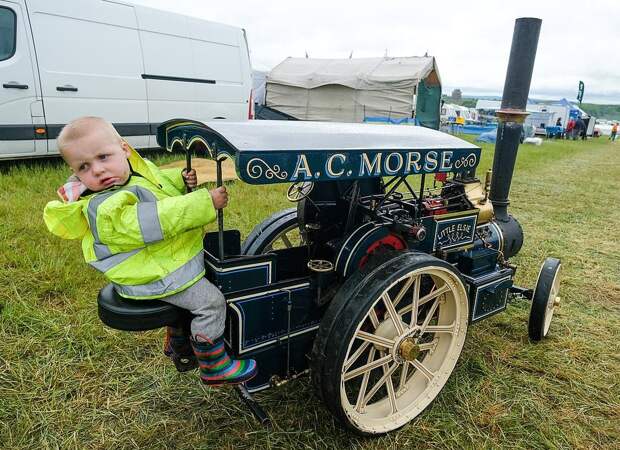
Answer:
[
  {"left": 262, "top": 223, "right": 305, "bottom": 252},
  {"left": 339, "top": 266, "right": 468, "bottom": 433},
  {"left": 543, "top": 264, "right": 561, "bottom": 336}
]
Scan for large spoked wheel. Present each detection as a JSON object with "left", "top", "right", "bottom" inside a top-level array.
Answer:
[
  {"left": 241, "top": 207, "right": 304, "bottom": 255},
  {"left": 528, "top": 257, "right": 561, "bottom": 341},
  {"left": 312, "top": 252, "right": 469, "bottom": 435}
]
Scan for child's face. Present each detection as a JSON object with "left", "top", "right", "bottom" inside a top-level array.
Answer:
[{"left": 63, "top": 129, "right": 131, "bottom": 192}]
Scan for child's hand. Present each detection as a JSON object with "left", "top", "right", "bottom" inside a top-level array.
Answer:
[
  {"left": 210, "top": 186, "right": 228, "bottom": 209},
  {"left": 182, "top": 169, "right": 197, "bottom": 190}
]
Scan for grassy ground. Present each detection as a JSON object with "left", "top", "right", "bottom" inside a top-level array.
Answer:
[{"left": 1, "top": 136, "right": 619, "bottom": 449}]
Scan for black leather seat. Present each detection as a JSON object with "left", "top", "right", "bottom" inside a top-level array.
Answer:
[{"left": 97, "top": 284, "right": 189, "bottom": 331}]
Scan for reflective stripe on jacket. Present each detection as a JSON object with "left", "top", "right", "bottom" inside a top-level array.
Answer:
[{"left": 44, "top": 154, "right": 216, "bottom": 299}]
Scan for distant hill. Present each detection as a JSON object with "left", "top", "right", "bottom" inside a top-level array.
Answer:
[
  {"left": 441, "top": 95, "right": 477, "bottom": 108},
  {"left": 580, "top": 103, "right": 620, "bottom": 121},
  {"left": 463, "top": 95, "right": 501, "bottom": 101}
]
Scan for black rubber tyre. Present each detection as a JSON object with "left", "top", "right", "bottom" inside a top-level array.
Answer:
[
  {"left": 310, "top": 254, "right": 394, "bottom": 401},
  {"left": 528, "top": 257, "right": 561, "bottom": 341},
  {"left": 241, "top": 207, "right": 300, "bottom": 255},
  {"left": 311, "top": 252, "right": 469, "bottom": 435}
]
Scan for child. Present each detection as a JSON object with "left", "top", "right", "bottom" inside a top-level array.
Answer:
[{"left": 43, "top": 116, "right": 256, "bottom": 385}]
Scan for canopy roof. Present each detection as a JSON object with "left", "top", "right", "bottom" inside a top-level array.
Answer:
[
  {"left": 157, "top": 119, "right": 479, "bottom": 184},
  {"left": 267, "top": 56, "right": 440, "bottom": 90}
]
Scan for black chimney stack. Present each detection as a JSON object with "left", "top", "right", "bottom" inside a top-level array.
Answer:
[{"left": 490, "top": 18, "right": 542, "bottom": 222}]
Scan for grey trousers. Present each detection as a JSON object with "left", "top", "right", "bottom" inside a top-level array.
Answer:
[{"left": 160, "top": 277, "right": 226, "bottom": 341}]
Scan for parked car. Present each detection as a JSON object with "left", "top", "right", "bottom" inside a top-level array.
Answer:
[{"left": 594, "top": 120, "right": 612, "bottom": 136}]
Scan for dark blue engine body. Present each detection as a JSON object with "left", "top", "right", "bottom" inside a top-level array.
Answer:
[{"left": 203, "top": 200, "right": 522, "bottom": 391}]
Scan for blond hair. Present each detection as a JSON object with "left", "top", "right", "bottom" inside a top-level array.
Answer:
[{"left": 57, "top": 116, "right": 121, "bottom": 158}]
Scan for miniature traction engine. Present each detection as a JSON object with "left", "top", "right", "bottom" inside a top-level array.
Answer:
[{"left": 97, "top": 18, "right": 561, "bottom": 435}]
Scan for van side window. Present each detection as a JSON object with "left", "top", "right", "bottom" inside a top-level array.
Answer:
[{"left": 0, "top": 7, "right": 16, "bottom": 61}]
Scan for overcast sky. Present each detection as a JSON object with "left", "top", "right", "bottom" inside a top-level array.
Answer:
[{"left": 132, "top": 0, "right": 620, "bottom": 104}]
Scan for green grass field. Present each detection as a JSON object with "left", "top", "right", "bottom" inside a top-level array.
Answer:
[{"left": 1, "top": 136, "right": 619, "bottom": 449}]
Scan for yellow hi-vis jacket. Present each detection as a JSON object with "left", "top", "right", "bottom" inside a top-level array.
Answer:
[{"left": 43, "top": 149, "right": 216, "bottom": 299}]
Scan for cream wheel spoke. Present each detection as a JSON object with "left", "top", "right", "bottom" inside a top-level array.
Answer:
[
  {"left": 419, "top": 299, "right": 440, "bottom": 334},
  {"left": 411, "top": 359, "right": 435, "bottom": 381},
  {"left": 419, "top": 284, "right": 450, "bottom": 307},
  {"left": 382, "top": 293, "right": 405, "bottom": 335},
  {"left": 398, "top": 284, "right": 450, "bottom": 316},
  {"left": 343, "top": 353, "right": 393, "bottom": 381},
  {"left": 361, "top": 363, "right": 399, "bottom": 408},
  {"left": 344, "top": 341, "right": 371, "bottom": 372},
  {"left": 418, "top": 341, "right": 436, "bottom": 352},
  {"left": 356, "top": 330, "right": 394, "bottom": 349},
  {"left": 392, "top": 275, "right": 415, "bottom": 310},
  {"left": 424, "top": 323, "right": 456, "bottom": 335},
  {"left": 368, "top": 309, "right": 380, "bottom": 329},
  {"left": 397, "top": 360, "right": 409, "bottom": 394},
  {"left": 354, "top": 347, "right": 375, "bottom": 413},
  {"left": 409, "top": 276, "right": 421, "bottom": 327},
  {"left": 385, "top": 373, "right": 398, "bottom": 414}
]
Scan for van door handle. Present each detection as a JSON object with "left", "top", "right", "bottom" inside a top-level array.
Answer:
[
  {"left": 3, "top": 82, "right": 29, "bottom": 89},
  {"left": 57, "top": 85, "right": 78, "bottom": 92}
]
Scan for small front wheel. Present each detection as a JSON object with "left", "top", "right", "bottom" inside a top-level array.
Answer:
[
  {"left": 312, "top": 252, "right": 469, "bottom": 435},
  {"left": 528, "top": 257, "right": 561, "bottom": 341}
]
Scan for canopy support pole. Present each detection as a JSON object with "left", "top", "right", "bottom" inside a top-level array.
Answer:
[
  {"left": 183, "top": 133, "right": 192, "bottom": 193},
  {"left": 214, "top": 144, "right": 225, "bottom": 261}
]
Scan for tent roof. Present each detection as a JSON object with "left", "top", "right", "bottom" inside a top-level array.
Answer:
[
  {"left": 443, "top": 103, "right": 471, "bottom": 112},
  {"left": 267, "top": 56, "right": 440, "bottom": 90},
  {"left": 475, "top": 99, "right": 502, "bottom": 110}
]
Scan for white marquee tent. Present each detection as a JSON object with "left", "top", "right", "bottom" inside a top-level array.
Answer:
[{"left": 265, "top": 56, "right": 442, "bottom": 127}]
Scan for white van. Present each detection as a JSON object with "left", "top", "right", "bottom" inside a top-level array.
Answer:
[{"left": 0, "top": 0, "right": 253, "bottom": 159}]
